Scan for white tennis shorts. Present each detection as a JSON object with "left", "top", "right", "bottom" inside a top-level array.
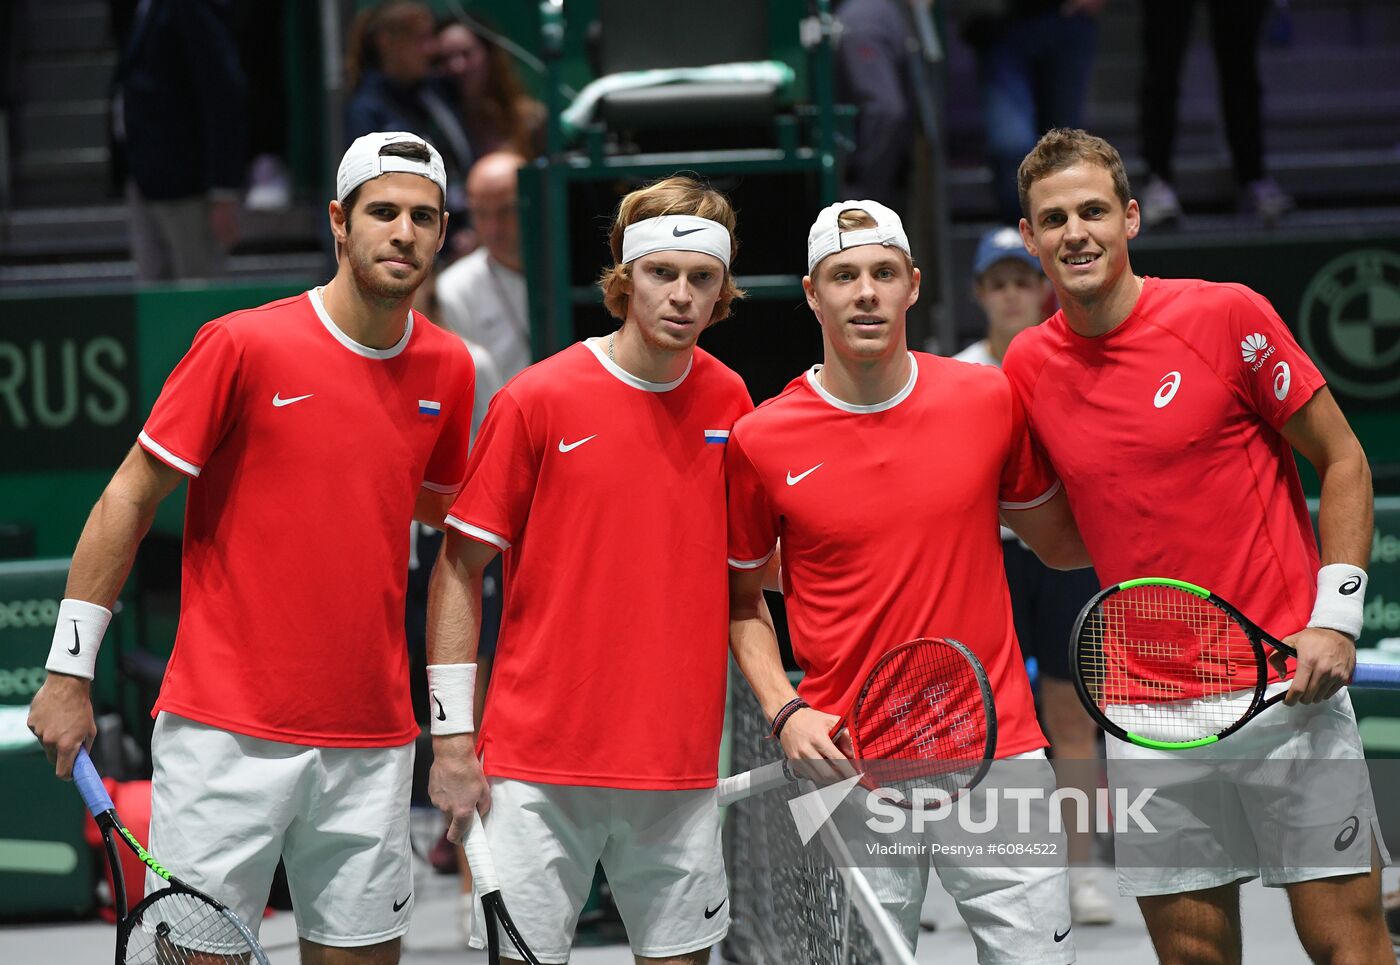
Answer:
[
  {"left": 147, "top": 712, "right": 416, "bottom": 946},
  {"left": 838, "top": 748, "right": 1076, "bottom": 965},
  {"left": 469, "top": 777, "right": 728, "bottom": 963},
  {"left": 1107, "top": 683, "right": 1390, "bottom": 896}
]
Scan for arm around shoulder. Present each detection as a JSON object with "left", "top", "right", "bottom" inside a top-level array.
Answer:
[{"left": 1001, "top": 486, "right": 1093, "bottom": 571}]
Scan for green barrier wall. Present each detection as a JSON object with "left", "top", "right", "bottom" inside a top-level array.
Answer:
[
  {"left": 0, "top": 558, "right": 119, "bottom": 918},
  {"left": 1, "top": 282, "right": 310, "bottom": 558}
]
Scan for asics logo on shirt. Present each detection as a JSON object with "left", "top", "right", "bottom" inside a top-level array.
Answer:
[
  {"left": 1273, "top": 361, "right": 1291, "bottom": 401},
  {"left": 67, "top": 621, "right": 80, "bottom": 656},
  {"left": 272, "top": 392, "right": 314, "bottom": 407},
  {"left": 786, "top": 463, "right": 824, "bottom": 486},
  {"left": 1153, "top": 372, "right": 1181, "bottom": 409},
  {"left": 558, "top": 435, "right": 598, "bottom": 453}
]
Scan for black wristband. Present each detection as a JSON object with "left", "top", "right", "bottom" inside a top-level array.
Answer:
[{"left": 770, "top": 697, "right": 810, "bottom": 739}]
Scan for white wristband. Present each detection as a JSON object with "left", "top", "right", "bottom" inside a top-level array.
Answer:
[
  {"left": 427, "top": 663, "right": 477, "bottom": 735},
  {"left": 45, "top": 598, "right": 113, "bottom": 680},
  {"left": 1308, "top": 563, "right": 1367, "bottom": 639}
]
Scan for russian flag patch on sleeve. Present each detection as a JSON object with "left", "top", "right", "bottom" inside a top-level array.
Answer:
[
  {"left": 704, "top": 429, "right": 729, "bottom": 445},
  {"left": 419, "top": 400, "right": 442, "bottom": 416}
]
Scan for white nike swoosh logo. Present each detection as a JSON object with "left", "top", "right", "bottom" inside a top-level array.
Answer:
[
  {"left": 272, "top": 393, "right": 314, "bottom": 407},
  {"left": 558, "top": 434, "right": 598, "bottom": 453},
  {"left": 786, "top": 463, "right": 823, "bottom": 486}
]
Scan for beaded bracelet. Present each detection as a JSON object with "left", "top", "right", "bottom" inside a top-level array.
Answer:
[{"left": 769, "top": 697, "right": 810, "bottom": 739}]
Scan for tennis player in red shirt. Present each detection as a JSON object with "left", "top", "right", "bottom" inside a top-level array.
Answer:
[
  {"left": 28, "top": 132, "right": 475, "bottom": 962},
  {"left": 726, "top": 199, "right": 1090, "bottom": 962},
  {"left": 427, "top": 175, "right": 752, "bottom": 964},
  {"left": 1005, "top": 127, "right": 1390, "bottom": 964}
]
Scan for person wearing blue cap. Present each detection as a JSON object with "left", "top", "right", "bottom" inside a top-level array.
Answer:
[{"left": 955, "top": 227, "right": 1115, "bottom": 927}]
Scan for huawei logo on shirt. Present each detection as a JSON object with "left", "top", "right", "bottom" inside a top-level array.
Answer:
[{"left": 1240, "top": 333, "right": 1275, "bottom": 372}]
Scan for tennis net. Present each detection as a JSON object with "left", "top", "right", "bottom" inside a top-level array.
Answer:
[{"left": 721, "top": 664, "right": 917, "bottom": 965}]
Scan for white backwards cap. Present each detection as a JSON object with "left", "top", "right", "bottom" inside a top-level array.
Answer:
[
  {"left": 336, "top": 131, "right": 447, "bottom": 203},
  {"left": 806, "top": 199, "right": 911, "bottom": 274}
]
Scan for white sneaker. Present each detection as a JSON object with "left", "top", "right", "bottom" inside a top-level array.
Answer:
[
  {"left": 1069, "top": 869, "right": 1116, "bottom": 925},
  {"left": 1140, "top": 175, "right": 1183, "bottom": 228}
]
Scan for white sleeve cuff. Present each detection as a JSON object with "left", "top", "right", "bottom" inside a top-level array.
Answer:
[
  {"left": 138, "top": 431, "right": 202, "bottom": 477},
  {"left": 999, "top": 479, "right": 1061, "bottom": 511},
  {"left": 728, "top": 546, "right": 777, "bottom": 570},
  {"left": 445, "top": 515, "right": 511, "bottom": 551}
]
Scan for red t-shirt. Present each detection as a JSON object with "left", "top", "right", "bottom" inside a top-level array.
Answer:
[
  {"left": 140, "top": 289, "right": 475, "bottom": 746},
  {"left": 446, "top": 341, "right": 753, "bottom": 789},
  {"left": 1003, "top": 277, "right": 1326, "bottom": 692},
  {"left": 726, "top": 353, "right": 1055, "bottom": 759}
]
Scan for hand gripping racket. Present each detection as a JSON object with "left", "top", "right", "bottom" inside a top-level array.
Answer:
[
  {"left": 1071, "top": 576, "right": 1400, "bottom": 750},
  {"left": 71, "top": 747, "right": 270, "bottom": 965},
  {"left": 717, "top": 637, "right": 998, "bottom": 810},
  {"left": 463, "top": 819, "right": 543, "bottom": 964}
]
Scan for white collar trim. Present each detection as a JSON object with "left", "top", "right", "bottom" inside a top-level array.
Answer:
[
  {"left": 805, "top": 352, "right": 918, "bottom": 413},
  {"left": 309, "top": 287, "right": 412, "bottom": 360},
  {"left": 584, "top": 337, "right": 692, "bottom": 393}
]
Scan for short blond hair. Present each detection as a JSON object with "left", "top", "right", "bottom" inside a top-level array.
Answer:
[
  {"left": 1017, "top": 128, "right": 1131, "bottom": 219},
  {"left": 598, "top": 175, "right": 744, "bottom": 324}
]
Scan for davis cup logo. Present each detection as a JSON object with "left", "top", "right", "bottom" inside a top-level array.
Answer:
[{"left": 1241, "top": 333, "right": 1275, "bottom": 372}]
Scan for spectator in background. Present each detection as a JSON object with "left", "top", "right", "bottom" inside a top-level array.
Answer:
[
  {"left": 435, "top": 19, "right": 545, "bottom": 160},
  {"left": 436, "top": 152, "right": 532, "bottom": 385},
  {"left": 115, "top": 0, "right": 247, "bottom": 281},
  {"left": 954, "top": 226, "right": 1114, "bottom": 927},
  {"left": 345, "top": 1, "right": 474, "bottom": 225},
  {"left": 1138, "top": 0, "right": 1294, "bottom": 228},
  {"left": 957, "top": 0, "right": 1104, "bottom": 224},
  {"left": 833, "top": 0, "right": 914, "bottom": 207}
]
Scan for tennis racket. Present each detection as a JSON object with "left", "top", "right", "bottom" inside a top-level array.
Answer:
[
  {"left": 717, "top": 637, "right": 997, "bottom": 810},
  {"left": 71, "top": 747, "right": 270, "bottom": 965},
  {"left": 462, "top": 818, "right": 543, "bottom": 965},
  {"left": 1071, "top": 576, "right": 1400, "bottom": 751}
]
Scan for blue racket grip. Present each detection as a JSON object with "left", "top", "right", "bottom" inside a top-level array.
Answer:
[
  {"left": 1351, "top": 662, "right": 1400, "bottom": 690},
  {"left": 72, "top": 747, "right": 116, "bottom": 819}
]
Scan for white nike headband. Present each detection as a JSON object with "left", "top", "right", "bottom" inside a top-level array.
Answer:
[
  {"left": 807, "top": 199, "right": 911, "bottom": 274},
  {"left": 621, "top": 216, "right": 731, "bottom": 269}
]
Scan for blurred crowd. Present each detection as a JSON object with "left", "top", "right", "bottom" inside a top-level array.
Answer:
[
  {"left": 114, "top": 0, "right": 544, "bottom": 283},
  {"left": 112, "top": 0, "right": 1296, "bottom": 285}
]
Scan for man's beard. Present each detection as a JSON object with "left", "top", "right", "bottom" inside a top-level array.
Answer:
[{"left": 348, "top": 243, "right": 423, "bottom": 304}]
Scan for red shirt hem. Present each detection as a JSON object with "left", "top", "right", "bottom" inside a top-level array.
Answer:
[
  {"left": 153, "top": 701, "right": 418, "bottom": 748},
  {"left": 483, "top": 760, "right": 719, "bottom": 790}
]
